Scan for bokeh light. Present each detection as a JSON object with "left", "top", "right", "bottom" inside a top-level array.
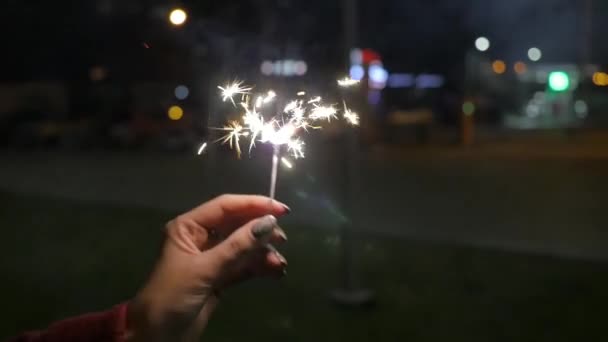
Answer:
[
  {"left": 592, "top": 72, "right": 608, "bottom": 86},
  {"left": 492, "top": 60, "right": 506, "bottom": 74},
  {"left": 514, "top": 61, "right": 527, "bottom": 75},
  {"left": 528, "top": 47, "right": 542, "bottom": 62},
  {"left": 168, "top": 105, "right": 184, "bottom": 120},
  {"left": 174, "top": 85, "right": 189, "bottom": 100},
  {"left": 548, "top": 71, "right": 570, "bottom": 92},
  {"left": 475, "top": 37, "right": 490, "bottom": 52},
  {"left": 574, "top": 100, "right": 588, "bottom": 118},
  {"left": 169, "top": 8, "right": 187, "bottom": 26},
  {"left": 349, "top": 65, "right": 365, "bottom": 80},
  {"left": 462, "top": 101, "right": 476, "bottom": 116}
]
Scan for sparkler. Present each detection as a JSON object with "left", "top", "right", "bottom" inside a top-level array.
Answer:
[
  {"left": 343, "top": 101, "right": 360, "bottom": 126},
  {"left": 210, "top": 78, "right": 360, "bottom": 200},
  {"left": 218, "top": 81, "right": 253, "bottom": 106},
  {"left": 337, "top": 77, "right": 360, "bottom": 87}
]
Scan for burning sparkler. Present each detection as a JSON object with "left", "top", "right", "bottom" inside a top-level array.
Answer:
[{"left": 208, "top": 78, "right": 360, "bottom": 199}]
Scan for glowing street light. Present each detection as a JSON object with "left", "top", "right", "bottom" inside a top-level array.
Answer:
[
  {"left": 475, "top": 37, "right": 490, "bottom": 52},
  {"left": 548, "top": 71, "right": 570, "bottom": 92},
  {"left": 528, "top": 47, "right": 542, "bottom": 62},
  {"left": 169, "top": 8, "right": 187, "bottom": 26}
]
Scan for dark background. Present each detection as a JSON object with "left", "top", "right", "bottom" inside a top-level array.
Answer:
[{"left": 1, "top": 0, "right": 608, "bottom": 341}]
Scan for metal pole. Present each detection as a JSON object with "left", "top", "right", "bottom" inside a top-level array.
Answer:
[{"left": 330, "top": 0, "right": 375, "bottom": 307}]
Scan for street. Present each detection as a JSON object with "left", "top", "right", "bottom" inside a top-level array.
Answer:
[{"left": 2, "top": 135, "right": 608, "bottom": 261}]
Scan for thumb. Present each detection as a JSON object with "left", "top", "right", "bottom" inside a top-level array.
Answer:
[{"left": 208, "top": 215, "right": 278, "bottom": 266}]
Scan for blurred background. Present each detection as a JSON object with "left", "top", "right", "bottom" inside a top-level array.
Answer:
[{"left": 2, "top": 0, "right": 608, "bottom": 340}]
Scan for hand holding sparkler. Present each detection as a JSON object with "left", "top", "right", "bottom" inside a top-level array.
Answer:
[{"left": 128, "top": 195, "right": 290, "bottom": 341}]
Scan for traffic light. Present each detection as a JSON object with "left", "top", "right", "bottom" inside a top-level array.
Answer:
[{"left": 548, "top": 71, "right": 570, "bottom": 92}]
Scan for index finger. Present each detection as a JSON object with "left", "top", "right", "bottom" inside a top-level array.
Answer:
[{"left": 182, "top": 194, "right": 290, "bottom": 230}]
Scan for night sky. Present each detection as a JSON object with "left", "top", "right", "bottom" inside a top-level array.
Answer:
[{"left": 0, "top": 0, "right": 605, "bottom": 81}]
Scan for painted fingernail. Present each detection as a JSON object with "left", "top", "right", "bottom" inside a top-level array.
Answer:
[
  {"left": 282, "top": 204, "right": 291, "bottom": 214},
  {"left": 252, "top": 215, "right": 277, "bottom": 239},
  {"left": 275, "top": 251, "right": 288, "bottom": 266},
  {"left": 276, "top": 227, "right": 288, "bottom": 242}
]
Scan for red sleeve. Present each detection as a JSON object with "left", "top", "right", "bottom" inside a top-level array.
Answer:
[{"left": 7, "top": 303, "right": 129, "bottom": 342}]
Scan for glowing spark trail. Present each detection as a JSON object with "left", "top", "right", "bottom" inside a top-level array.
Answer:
[
  {"left": 218, "top": 81, "right": 252, "bottom": 106},
  {"left": 343, "top": 102, "right": 360, "bottom": 126},
  {"left": 281, "top": 157, "right": 293, "bottom": 169},
  {"left": 337, "top": 77, "right": 360, "bottom": 87},
  {"left": 309, "top": 105, "right": 338, "bottom": 122},
  {"left": 197, "top": 142, "right": 208, "bottom": 155}
]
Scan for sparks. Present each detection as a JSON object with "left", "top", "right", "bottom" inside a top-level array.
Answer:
[
  {"left": 343, "top": 102, "right": 360, "bottom": 126},
  {"left": 197, "top": 142, "right": 208, "bottom": 155},
  {"left": 218, "top": 81, "right": 252, "bottom": 106},
  {"left": 215, "top": 121, "right": 249, "bottom": 158},
  {"left": 287, "top": 139, "right": 305, "bottom": 159},
  {"left": 337, "top": 77, "right": 360, "bottom": 87},
  {"left": 297, "top": 91, "right": 306, "bottom": 96},
  {"left": 309, "top": 104, "right": 338, "bottom": 122},
  {"left": 307, "top": 96, "right": 322, "bottom": 104},
  {"left": 263, "top": 90, "right": 276, "bottom": 104},
  {"left": 280, "top": 157, "right": 293, "bottom": 169}
]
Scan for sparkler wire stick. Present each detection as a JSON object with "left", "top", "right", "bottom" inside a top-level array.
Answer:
[{"left": 269, "top": 144, "right": 280, "bottom": 200}]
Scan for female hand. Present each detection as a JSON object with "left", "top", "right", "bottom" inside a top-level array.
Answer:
[{"left": 127, "top": 194, "right": 290, "bottom": 341}]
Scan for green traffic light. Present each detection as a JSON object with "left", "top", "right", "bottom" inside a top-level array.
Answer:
[{"left": 548, "top": 71, "right": 570, "bottom": 92}]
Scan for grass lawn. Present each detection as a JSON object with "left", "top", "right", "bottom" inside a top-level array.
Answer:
[{"left": 1, "top": 191, "right": 608, "bottom": 341}]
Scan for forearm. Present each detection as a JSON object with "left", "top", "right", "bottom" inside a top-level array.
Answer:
[
  {"left": 7, "top": 304, "right": 129, "bottom": 342},
  {"left": 126, "top": 293, "right": 219, "bottom": 342}
]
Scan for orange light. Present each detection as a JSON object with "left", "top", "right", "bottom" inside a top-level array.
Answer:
[
  {"left": 169, "top": 8, "right": 187, "bottom": 26},
  {"left": 492, "top": 60, "right": 506, "bottom": 74},
  {"left": 168, "top": 105, "right": 184, "bottom": 120},
  {"left": 593, "top": 72, "right": 608, "bottom": 86},
  {"left": 514, "top": 61, "right": 527, "bottom": 75}
]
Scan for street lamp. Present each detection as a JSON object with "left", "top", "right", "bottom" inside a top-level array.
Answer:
[
  {"left": 528, "top": 47, "right": 542, "bottom": 62},
  {"left": 169, "top": 8, "right": 187, "bottom": 26},
  {"left": 475, "top": 37, "right": 490, "bottom": 52}
]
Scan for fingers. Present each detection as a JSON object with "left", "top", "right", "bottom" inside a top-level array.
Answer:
[
  {"left": 183, "top": 194, "right": 290, "bottom": 232},
  {"left": 209, "top": 215, "right": 279, "bottom": 265},
  {"left": 214, "top": 246, "right": 288, "bottom": 288}
]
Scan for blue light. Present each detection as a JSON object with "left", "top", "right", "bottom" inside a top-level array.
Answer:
[
  {"left": 175, "top": 85, "right": 189, "bottom": 100},
  {"left": 369, "top": 64, "right": 388, "bottom": 83},
  {"left": 416, "top": 74, "right": 445, "bottom": 89},
  {"left": 350, "top": 65, "right": 365, "bottom": 80},
  {"left": 388, "top": 73, "right": 415, "bottom": 88}
]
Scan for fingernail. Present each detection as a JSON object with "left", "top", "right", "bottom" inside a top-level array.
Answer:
[
  {"left": 277, "top": 227, "right": 288, "bottom": 242},
  {"left": 252, "top": 215, "right": 277, "bottom": 239},
  {"left": 275, "top": 251, "right": 288, "bottom": 266},
  {"left": 282, "top": 204, "right": 291, "bottom": 214}
]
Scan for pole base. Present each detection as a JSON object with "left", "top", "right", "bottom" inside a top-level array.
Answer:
[{"left": 329, "top": 288, "right": 376, "bottom": 308}]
